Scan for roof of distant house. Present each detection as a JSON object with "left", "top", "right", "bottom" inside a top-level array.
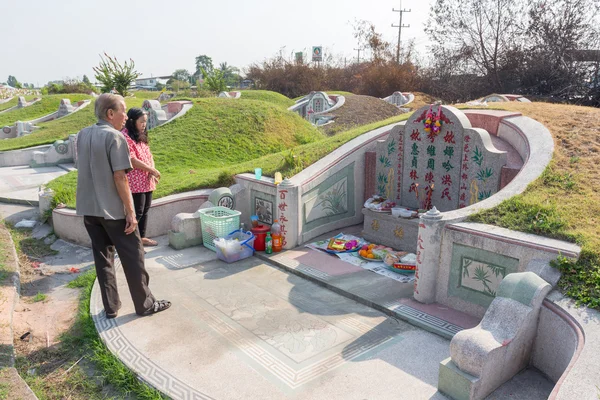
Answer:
[{"left": 136, "top": 75, "right": 172, "bottom": 81}]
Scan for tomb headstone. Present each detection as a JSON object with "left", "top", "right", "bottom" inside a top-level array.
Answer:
[
  {"left": 142, "top": 99, "right": 168, "bottom": 130},
  {"left": 17, "top": 96, "right": 26, "bottom": 108},
  {"left": 157, "top": 92, "right": 174, "bottom": 102},
  {"left": 57, "top": 99, "right": 75, "bottom": 118},
  {"left": 390, "top": 91, "right": 408, "bottom": 106},
  {"left": 374, "top": 105, "right": 507, "bottom": 212}
]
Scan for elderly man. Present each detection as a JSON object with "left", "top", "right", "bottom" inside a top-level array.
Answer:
[{"left": 76, "top": 93, "right": 170, "bottom": 318}]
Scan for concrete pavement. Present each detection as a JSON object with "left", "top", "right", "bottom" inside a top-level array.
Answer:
[
  {"left": 0, "top": 165, "right": 69, "bottom": 206},
  {"left": 92, "top": 239, "right": 553, "bottom": 400}
]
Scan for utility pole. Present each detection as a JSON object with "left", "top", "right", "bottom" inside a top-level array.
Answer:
[
  {"left": 354, "top": 47, "right": 362, "bottom": 63},
  {"left": 392, "top": 0, "right": 411, "bottom": 64}
]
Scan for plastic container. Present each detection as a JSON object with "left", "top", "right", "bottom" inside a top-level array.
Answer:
[
  {"left": 215, "top": 229, "right": 255, "bottom": 263},
  {"left": 265, "top": 232, "right": 273, "bottom": 254},
  {"left": 250, "top": 224, "right": 270, "bottom": 251},
  {"left": 197, "top": 206, "right": 241, "bottom": 251},
  {"left": 271, "top": 220, "right": 282, "bottom": 252}
]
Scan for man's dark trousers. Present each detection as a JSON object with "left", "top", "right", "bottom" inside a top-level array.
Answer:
[{"left": 84, "top": 216, "right": 155, "bottom": 316}]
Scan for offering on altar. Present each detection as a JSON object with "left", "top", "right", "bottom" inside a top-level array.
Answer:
[
  {"left": 327, "top": 238, "right": 360, "bottom": 252},
  {"left": 358, "top": 243, "right": 394, "bottom": 261},
  {"left": 364, "top": 195, "right": 396, "bottom": 212}
]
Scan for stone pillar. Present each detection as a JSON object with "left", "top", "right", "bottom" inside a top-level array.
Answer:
[
  {"left": 413, "top": 207, "right": 444, "bottom": 304},
  {"left": 276, "top": 178, "right": 299, "bottom": 249},
  {"left": 39, "top": 187, "right": 54, "bottom": 215}
]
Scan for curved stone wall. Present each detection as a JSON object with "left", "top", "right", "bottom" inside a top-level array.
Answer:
[{"left": 52, "top": 190, "right": 211, "bottom": 247}]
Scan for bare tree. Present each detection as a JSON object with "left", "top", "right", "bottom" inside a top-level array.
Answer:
[
  {"left": 426, "top": 0, "right": 525, "bottom": 91},
  {"left": 524, "top": 0, "right": 600, "bottom": 100}
]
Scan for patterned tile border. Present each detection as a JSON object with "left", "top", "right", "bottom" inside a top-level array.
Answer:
[
  {"left": 390, "top": 304, "right": 463, "bottom": 337},
  {"left": 91, "top": 264, "right": 216, "bottom": 400},
  {"left": 182, "top": 297, "right": 399, "bottom": 389}
]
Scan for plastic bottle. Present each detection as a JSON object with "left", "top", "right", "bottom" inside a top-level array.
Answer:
[
  {"left": 274, "top": 172, "right": 283, "bottom": 185},
  {"left": 271, "top": 220, "right": 282, "bottom": 252},
  {"left": 265, "top": 232, "right": 273, "bottom": 254}
]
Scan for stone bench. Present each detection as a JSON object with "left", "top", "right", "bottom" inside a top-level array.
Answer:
[{"left": 438, "top": 272, "right": 551, "bottom": 399}]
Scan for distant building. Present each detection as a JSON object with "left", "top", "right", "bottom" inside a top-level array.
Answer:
[
  {"left": 240, "top": 79, "right": 254, "bottom": 89},
  {"left": 134, "top": 76, "right": 171, "bottom": 90}
]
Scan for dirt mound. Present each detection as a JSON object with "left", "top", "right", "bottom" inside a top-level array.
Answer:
[
  {"left": 409, "top": 92, "right": 438, "bottom": 110},
  {"left": 322, "top": 95, "right": 402, "bottom": 134}
]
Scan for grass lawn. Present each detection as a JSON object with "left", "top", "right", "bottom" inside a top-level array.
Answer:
[
  {"left": 129, "top": 90, "right": 165, "bottom": 100},
  {"left": 465, "top": 102, "right": 600, "bottom": 309},
  {"left": 0, "top": 94, "right": 92, "bottom": 127},
  {"left": 2, "top": 224, "right": 166, "bottom": 399},
  {"left": 239, "top": 90, "right": 295, "bottom": 108},
  {"left": 0, "top": 97, "right": 146, "bottom": 152},
  {"left": 0, "top": 95, "right": 37, "bottom": 112}
]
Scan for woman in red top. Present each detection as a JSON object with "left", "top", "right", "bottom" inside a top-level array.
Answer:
[{"left": 122, "top": 108, "right": 161, "bottom": 246}]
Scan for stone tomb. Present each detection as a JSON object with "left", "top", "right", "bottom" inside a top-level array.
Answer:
[
  {"left": 17, "top": 96, "right": 26, "bottom": 108},
  {"left": 142, "top": 99, "right": 167, "bottom": 130},
  {"left": 384, "top": 91, "right": 414, "bottom": 107},
  {"left": 57, "top": 98, "right": 75, "bottom": 118},
  {"left": 375, "top": 105, "right": 507, "bottom": 212}
]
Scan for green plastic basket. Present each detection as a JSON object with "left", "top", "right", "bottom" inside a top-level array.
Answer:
[{"left": 198, "top": 207, "right": 241, "bottom": 251}]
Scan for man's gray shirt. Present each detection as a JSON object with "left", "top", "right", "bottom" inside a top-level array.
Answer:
[{"left": 76, "top": 121, "right": 132, "bottom": 220}]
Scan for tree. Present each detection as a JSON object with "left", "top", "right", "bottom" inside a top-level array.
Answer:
[
  {"left": 219, "top": 62, "right": 242, "bottom": 87},
  {"left": 172, "top": 69, "right": 191, "bottom": 83},
  {"left": 7, "top": 75, "right": 20, "bottom": 88},
  {"left": 426, "top": 0, "right": 524, "bottom": 91},
  {"left": 170, "top": 79, "right": 190, "bottom": 92},
  {"left": 82, "top": 75, "right": 91, "bottom": 85},
  {"left": 194, "top": 55, "right": 214, "bottom": 79},
  {"left": 352, "top": 20, "right": 392, "bottom": 63},
  {"left": 523, "top": 0, "right": 600, "bottom": 98},
  {"left": 202, "top": 68, "right": 226, "bottom": 93},
  {"left": 92, "top": 53, "right": 140, "bottom": 96}
]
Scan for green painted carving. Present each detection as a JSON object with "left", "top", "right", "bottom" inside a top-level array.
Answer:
[
  {"left": 379, "top": 155, "right": 391, "bottom": 168},
  {"left": 377, "top": 172, "right": 387, "bottom": 196},
  {"left": 478, "top": 190, "right": 492, "bottom": 201},
  {"left": 472, "top": 146, "right": 483, "bottom": 166},
  {"left": 302, "top": 163, "right": 355, "bottom": 233},
  {"left": 315, "top": 180, "right": 347, "bottom": 216},
  {"left": 476, "top": 167, "right": 494, "bottom": 183},
  {"left": 387, "top": 139, "right": 396, "bottom": 156},
  {"left": 449, "top": 244, "right": 518, "bottom": 308}
]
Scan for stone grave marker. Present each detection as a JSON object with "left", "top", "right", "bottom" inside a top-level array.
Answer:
[
  {"left": 390, "top": 91, "right": 408, "bottom": 106},
  {"left": 375, "top": 105, "right": 507, "bottom": 212},
  {"left": 17, "top": 96, "right": 26, "bottom": 108},
  {"left": 142, "top": 99, "right": 167, "bottom": 130},
  {"left": 57, "top": 99, "right": 75, "bottom": 118}
]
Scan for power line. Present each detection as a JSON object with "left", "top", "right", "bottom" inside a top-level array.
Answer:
[{"left": 392, "top": 0, "right": 411, "bottom": 64}]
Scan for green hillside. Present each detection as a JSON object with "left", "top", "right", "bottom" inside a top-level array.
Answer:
[
  {"left": 240, "top": 90, "right": 295, "bottom": 108},
  {"left": 0, "top": 97, "right": 146, "bottom": 152},
  {"left": 0, "top": 95, "right": 37, "bottom": 112},
  {"left": 0, "top": 94, "right": 91, "bottom": 127}
]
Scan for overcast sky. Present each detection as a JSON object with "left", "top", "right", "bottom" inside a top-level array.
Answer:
[{"left": 1, "top": 0, "right": 433, "bottom": 86}]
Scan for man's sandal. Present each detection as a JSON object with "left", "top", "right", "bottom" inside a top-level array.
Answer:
[
  {"left": 142, "top": 300, "right": 171, "bottom": 316},
  {"left": 142, "top": 238, "right": 158, "bottom": 246}
]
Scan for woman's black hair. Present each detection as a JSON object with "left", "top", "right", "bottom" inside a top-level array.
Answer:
[{"left": 124, "top": 108, "right": 149, "bottom": 143}]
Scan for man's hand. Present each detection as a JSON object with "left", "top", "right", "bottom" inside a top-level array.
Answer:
[{"left": 124, "top": 211, "right": 138, "bottom": 235}]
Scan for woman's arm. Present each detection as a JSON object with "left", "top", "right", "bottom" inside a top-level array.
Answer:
[{"left": 131, "top": 158, "right": 160, "bottom": 178}]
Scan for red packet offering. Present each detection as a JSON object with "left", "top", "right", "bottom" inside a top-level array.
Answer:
[{"left": 327, "top": 238, "right": 347, "bottom": 251}]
